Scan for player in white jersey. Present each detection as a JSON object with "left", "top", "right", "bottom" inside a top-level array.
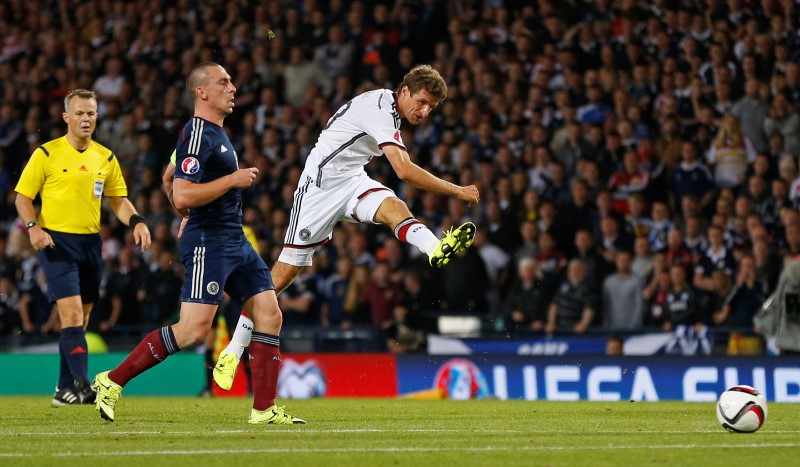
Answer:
[{"left": 212, "top": 65, "right": 480, "bottom": 390}]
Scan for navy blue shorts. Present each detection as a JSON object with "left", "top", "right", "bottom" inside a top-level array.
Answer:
[
  {"left": 180, "top": 234, "right": 274, "bottom": 306},
  {"left": 38, "top": 230, "right": 102, "bottom": 304}
]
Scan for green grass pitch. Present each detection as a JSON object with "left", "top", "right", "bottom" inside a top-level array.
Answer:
[{"left": 1, "top": 397, "right": 799, "bottom": 466}]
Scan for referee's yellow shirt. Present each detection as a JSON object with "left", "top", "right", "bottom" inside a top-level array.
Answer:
[{"left": 15, "top": 136, "right": 128, "bottom": 234}]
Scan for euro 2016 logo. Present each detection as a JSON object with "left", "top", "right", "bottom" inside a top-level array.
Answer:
[
  {"left": 181, "top": 157, "right": 200, "bottom": 174},
  {"left": 277, "top": 359, "right": 327, "bottom": 399},
  {"left": 434, "top": 359, "right": 490, "bottom": 400}
]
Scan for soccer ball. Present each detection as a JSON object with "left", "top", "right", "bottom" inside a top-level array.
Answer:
[{"left": 716, "top": 385, "right": 768, "bottom": 433}]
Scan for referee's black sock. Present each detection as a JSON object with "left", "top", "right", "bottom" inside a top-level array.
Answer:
[
  {"left": 57, "top": 339, "right": 73, "bottom": 390},
  {"left": 61, "top": 326, "right": 89, "bottom": 385}
]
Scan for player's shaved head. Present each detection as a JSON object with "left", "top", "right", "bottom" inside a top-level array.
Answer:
[{"left": 186, "top": 62, "right": 221, "bottom": 99}]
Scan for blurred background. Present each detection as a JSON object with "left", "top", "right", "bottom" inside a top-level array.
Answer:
[{"left": 0, "top": 0, "right": 798, "bottom": 368}]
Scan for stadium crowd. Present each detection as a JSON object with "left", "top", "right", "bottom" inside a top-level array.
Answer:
[{"left": 0, "top": 0, "right": 798, "bottom": 352}]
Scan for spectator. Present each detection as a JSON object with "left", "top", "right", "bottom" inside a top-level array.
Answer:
[
  {"left": 706, "top": 113, "right": 757, "bottom": 189},
  {"left": 670, "top": 141, "right": 715, "bottom": 215},
  {"left": 608, "top": 149, "right": 650, "bottom": 215},
  {"left": 605, "top": 334, "right": 624, "bottom": 356},
  {"left": 90, "top": 248, "right": 147, "bottom": 334},
  {"left": 631, "top": 236, "right": 653, "bottom": 280},
  {"left": 504, "top": 257, "right": 548, "bottom": 332},
  {"left": 664, "top": 264, "right": 707, "bottom": 332},
  {"left": 642, "top": 264, "right": 670, "bottom": 328},
  {"left": 545, "top": 259, "right": 597, "bottom": 336},
  {"left": 283, "top": 45, "right": 333, "bottom": 108},
  {"left": 362, "top": 262, "right": 403, "bottom": 328},
  {"left": 279, "top": 266, "right": 321, "bottom": 326},
  {"left": 731, "top": 78, "right": 768, "bottom": 153},
  {"left": 694, "top": 225, "right": 736, "bottom": 291},
  {"left": 602, "top": 251, "right": 645, "bottom": 331},
  {"left": 385, "top": 304, "right": 425, "bottom": 354},
  {"left": 473, "top": 229, "right": 509, "bottom": 316},
  {"left": 140, "top": 249, "right": 182, "bottom": 328},
  {"left": 713, "top": 256, "right": 765, "bottom": 328},
  {"left": 764, "top": 92, "right": 800, "bottom": 156}
]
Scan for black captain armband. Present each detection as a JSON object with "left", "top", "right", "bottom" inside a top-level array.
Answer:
[{"left": 129, "top": 214, "right": 146, "bottom": 228}]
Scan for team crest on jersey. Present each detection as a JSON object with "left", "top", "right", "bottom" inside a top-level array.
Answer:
[
  {"left": 181, "top": 157, "right": 200, "bottom": 174},
  {"left": 299, "top": 229, "right": 311, "bottom": 241},
  {"left": 207, "top": 281, "right": 220, "bottom": 295}
]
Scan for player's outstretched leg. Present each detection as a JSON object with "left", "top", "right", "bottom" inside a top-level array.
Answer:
[
  {"left": 93, "top": 371, "right": 122, "bottom": 422},
  {"left": 213, "top": 311, "right": 253, "bottom": 391},
  {"left": 429, "top": 221, "right": 477, "bottom": 268}
]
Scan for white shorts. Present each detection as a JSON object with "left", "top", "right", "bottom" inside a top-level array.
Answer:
[{"left": 278, "top": 172, "right": 396, "bottom": 266}]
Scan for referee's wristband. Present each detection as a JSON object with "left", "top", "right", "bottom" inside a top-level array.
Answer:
[{"left": 129, "top": 214, "right": 146, "bottom": 228}]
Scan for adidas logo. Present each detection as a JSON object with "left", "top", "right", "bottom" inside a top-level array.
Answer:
[
  {"left": 69, "top": 346, "right": 87, "bottom": 355},
  {"left": 79, "top": 165, "right": 87, "bottom": 171},
  {"left": 221, "top": 145, "right": 228, "bottom": 153}
]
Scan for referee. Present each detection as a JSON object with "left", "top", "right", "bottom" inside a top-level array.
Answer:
[{"left": 14, "top": 89, "right": 151, "bottom": 406}]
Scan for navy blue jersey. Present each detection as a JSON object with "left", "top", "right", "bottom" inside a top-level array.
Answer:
[{"left": 175, "top": 117, "right": 242, "bottom": 244}]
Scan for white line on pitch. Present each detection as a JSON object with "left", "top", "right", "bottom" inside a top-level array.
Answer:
[
  {"left": 1, "top": 443, "right": 800, "bottom": 457},
  {"left": 0, "top": 428, "right": 522, "bottom": 436},
  {"left": 4, "top": 429, "right": 800, "bottom": 436}
]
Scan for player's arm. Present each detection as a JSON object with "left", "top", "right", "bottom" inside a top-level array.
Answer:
[
  {"left": 173, "top": 167, "right": 259, "bottom": 209},
  {"left": 107, "top": 196, "right": 152, "bottom": 251},
  {"left": 383, "top": 145, "right": 479, "bottom": 206},
  {"left": 162, "top": 162, "right": 190, "bottom": 218}
]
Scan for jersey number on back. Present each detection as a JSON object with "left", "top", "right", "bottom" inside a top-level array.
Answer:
[{"left": 324, "top": 100, "right": 352, "bottom": 130}]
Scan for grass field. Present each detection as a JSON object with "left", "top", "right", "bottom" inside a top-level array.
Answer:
[{"left": 1, "top": 397, "right": 799, "bottom": 466}]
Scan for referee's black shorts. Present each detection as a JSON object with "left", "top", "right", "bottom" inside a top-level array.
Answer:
[{"left": 38, "top": 230, "right": 102, "bottom": 304}]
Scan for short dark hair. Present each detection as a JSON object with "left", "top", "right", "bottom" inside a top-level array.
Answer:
[
  {"left": 396, "top": 65, "right": 447, "bottom": 104},
  {"left": 186, "top": 62, "right": 222, "bottom": 98}
]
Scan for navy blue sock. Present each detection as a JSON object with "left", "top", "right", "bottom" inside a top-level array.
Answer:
[
  {"left": 57, "top": 339, "right": 73, "bottom": 390},
  {"left": 60, "top": 326, "right": 89, "bottom": 385}
]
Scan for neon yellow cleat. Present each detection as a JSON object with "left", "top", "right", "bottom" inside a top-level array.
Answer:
[
  {"left": 212, "top": 349, "right": 240, "bottom": 391},
  {"left": 92, "top": 371, "right": 122, "bottom": 422},
  {"left": 248, "top": 405, "right": 307, "bottom": 425},
  {"left": 429, "top": 222, "right": 477, "bottom": 268}
]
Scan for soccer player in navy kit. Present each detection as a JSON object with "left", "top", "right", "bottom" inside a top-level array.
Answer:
[{"left": 93, "top": 63, "right": 305, "bottom": 425}]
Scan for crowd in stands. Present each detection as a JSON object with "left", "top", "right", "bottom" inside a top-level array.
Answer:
[{"left": 0, "top": 0, "right": 799, "bottom": 352}]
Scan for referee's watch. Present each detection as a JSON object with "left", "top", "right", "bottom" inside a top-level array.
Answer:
[{"left": 25, "top": 220, "right": 38, "bottom": 230}]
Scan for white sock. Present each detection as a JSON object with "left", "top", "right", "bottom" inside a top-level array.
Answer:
[
  {"left": 396, "top": 217, "right": 439, "bottom": 257},
  {"left": 226, "top": 312, "right": 254, "bottom": 359}
]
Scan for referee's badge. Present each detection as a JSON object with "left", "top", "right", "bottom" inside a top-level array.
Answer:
[
  {"left": 93, "top": 179, "right": 104, "bottom": 198},
  {"left": 207, "top": 281, "right": 220, "bottom": 295}
]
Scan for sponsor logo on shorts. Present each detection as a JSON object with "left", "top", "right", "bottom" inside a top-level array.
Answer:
[
  {"left": 181, "top": 157, "right": 200, "bottom": 174},
  {"left": 207, "top": 281, "right": 220, "bottom": 295},
  {"left": 299, "top": 228, "right": 311, "bottom": 241}
]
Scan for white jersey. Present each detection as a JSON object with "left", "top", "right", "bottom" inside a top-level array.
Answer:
[{"left": 305, "top": 89, "right": 405, "bottom": 189}]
